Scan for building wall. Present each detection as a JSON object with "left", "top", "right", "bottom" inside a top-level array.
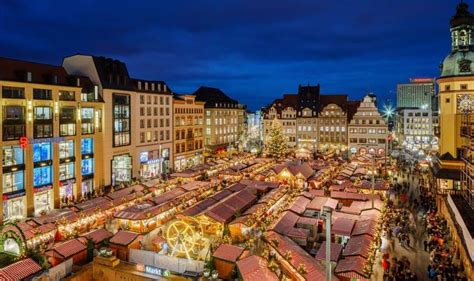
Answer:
[
  {"left": 348, "top": 96, "right": 388, "bottom": 157},
  {"left": 397, "top": 80, "right": 435, "bottom": 109},
  {"left": 204, "top": 107, "right": 245, "bottom": 151},
  {"left": 396, "top": 108, "right": 435, "bottom": 152},
  {"left": 317, "top": 103, "right": 347, "bottom": 151},
  {"left": 1, "top": 80, "right": 104, "bottom": 222},
  {"left": 173, "top": 95, "right": 204, "bottom": 171}
]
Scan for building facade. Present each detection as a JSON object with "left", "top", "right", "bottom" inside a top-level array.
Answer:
[
  {"left": 0, "top": 58, "right": 105, "bottom": 222},
  {"left": 435, "top": 3, "right": 474, "bottom": 277},
  {"left": 263, "top": 84, "right": 351, "bottom": 153},
  {"left": 395, "top": 108, "right": 437, "bottom": 154},
  {"left": 193, "top": 86, "right": 246, "bottom": 154},
  {"left": 396, "top": 78, "right": 436, "bottom": 109},
  {"left": 173, "top": 94, "right": 205, "bottom": 171},
  {"left": 63, "top": 55, "right": 173, "bottom": 187},
  {"left": 347, "top": 94, "right": 388, "bottom": 157}
]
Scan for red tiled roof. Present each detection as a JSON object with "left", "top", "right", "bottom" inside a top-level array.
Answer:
[
  {"left": 265, "top": 231, "right": 329, "bottom": 280},
  {"left": 296, "top": 216, "right": 319, "bottom": 226},
  {"left": 50, "top": 238, "right": 87, "bottom": 259},
  {"left": 330, "top": 191, "right": 368, "bottom": 201},
  {"left": 236, "top": 255, "right": 279, "bottom": 281},
  {"left": 287, "top": 227, "right": 310, "bottom": 239},
  {"left": 301, "top": 189, "right": 325, "bottom": 199},
  {"left": 288, "top": 196, "right": 310, "bottom": 215},
  {"left": 343, "top": 234, "right": 373, "bottom": 258},
  {"left": 0, "top": 271, "right": 14, "bottom": 281},
  {"left": 213, "top": 244, "right": 244, "bottom": 262},
  {"left": 181, "top": 181, "right": 209, "bottom": 191},
  {"left": 82, "top": 228, "right": 114, "bottom": 244},
  {"left": 106, "top": 184, "right": 145, "bottom": 200},
  {"left": 212, "top": 189, "right": 233, "bottom": 201},
  {"left": 307, "top": 196, "right": 328, "bottom": 211},
  {"left": 110, "top": 230, "right": 140, "bottom": 246},
  {"left": 352, "top": 219, "right": 378, "bottom": 237},
  {"left": 316, "top": 241, "right": 343, "bottom": 262},
  {"left": 334, "top": 256, "right": 368, "bottom": 279},
  {"left": 0, "top": 258, "right": 42, "bottom": 280},
  {"left": 205, "top": 204, "right": 235, "bottom": 223},
  {"left": 272, "top": 211, "right": 300, "bottom": 235},
  {"left": 332, "top": 217, "right": 355, "bottom": 237}
]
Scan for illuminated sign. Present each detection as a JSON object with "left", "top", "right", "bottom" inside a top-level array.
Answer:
[
  {"left": 144, "top": 265, "right": 169, "bottom": 277},
  {"left": 140, "top": 152, "right": 149, "bottom": 163},
  {"left": 19, "top": 137, "right": 66, "bottom": 149},
  {"left": 410, "top": 78, "right": 434, "bottom": 83}
]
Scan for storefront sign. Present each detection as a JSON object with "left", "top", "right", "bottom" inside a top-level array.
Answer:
[
  {"left": 144, "top": 265, "right": 165, "bottom": 276},
  {"left": 140, "top": 152, "right": 149, "bottom": 163},
  {"left": 19, "top": 137, "right": 66, "bottom": 149},
  {"left": 59, "top": 179, "right": 76, "bottom": 186},
  {"left": 3, "top": 190, "right": 26, "bottom": 200},
  {"left": 34, "top": 184, "right": 53, "bottom": 193}
]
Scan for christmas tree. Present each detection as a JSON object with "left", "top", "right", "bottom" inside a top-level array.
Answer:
[{"left": 266, "top": 118, "right": 288, "bottom": 159}]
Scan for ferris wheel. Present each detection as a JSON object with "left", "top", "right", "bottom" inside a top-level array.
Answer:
[{"left": 165, "top": 217, "right": 203, "bottom": 260}]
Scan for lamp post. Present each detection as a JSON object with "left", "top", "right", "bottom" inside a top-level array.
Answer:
[
  {"left": 371, "top": 154, "right": 375, "bottom": 209},
  {"left": 321, "top": 205, "right": 333, "bottom": 281}
]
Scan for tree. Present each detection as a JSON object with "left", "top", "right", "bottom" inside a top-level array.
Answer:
[{"left": 266, "top": 118, "right": 288, "bottom": 159}]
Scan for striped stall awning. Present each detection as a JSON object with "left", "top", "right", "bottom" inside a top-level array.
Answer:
[{"left": 0, "top": 258, "right": 42, "bottom": 280}]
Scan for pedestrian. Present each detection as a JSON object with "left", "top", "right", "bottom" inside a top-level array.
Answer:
[{"left": 424, "top": 240, "right": 428, "bottom": 251}]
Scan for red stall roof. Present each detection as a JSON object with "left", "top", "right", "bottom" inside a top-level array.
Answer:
[
  {"left": 335, "top": 256, "right": 369, "bottom": 280},
  {"left": 82, "top": 228, "right": 114, "bottom": 244},
  {"left": 0, "top": 258, "right": 42, "bottom": 280},
  {"left": 110, "top": 230, "right": 141, "bottom": 246},
  {"left": 213, "top": 244, "right": 244, "bottom": 262},
  {"left": 48, "top": 238, "right": 87, "bottom": 259},
  {"left": 352, "top": 219, "right": 378, "bottom": 237},
  {"left": 288, "top": 196, "right": 310, "bottom": 215},
  {"left": 236, "top": 255, "right": 279, "bottom": 281},
  {"left": 316, "top": 241, "right": 343, "bottom": 262},
  {"left": 332, "top": 217, "right": 356, "bottom": 237},
  {"left": 272, "top": 211, "right": 300, "bottom": 235},
  {"left": 343, "top": 234, "right": 373, "bottom": 258},
  {"left": 307, "top": 196, "right": 329, "bottom": 211}
]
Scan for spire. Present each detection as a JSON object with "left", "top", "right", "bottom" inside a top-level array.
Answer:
[{"left": 451, "top": 1, "right": 474, "bottom": 27}]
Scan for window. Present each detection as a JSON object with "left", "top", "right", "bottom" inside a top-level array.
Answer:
[
  {"left": 59, "top": 140, "right": 74, "bottom": 159},
  {"left": 446, "top": 98, "right": 450, "bottom": 103},
  {"left": 140, "top": 120, "right": 145, "bottom": 128},
  {"left": 34, "top": 107, "right": 53, "bottom": 138},
  {"left": 2, "top": 86, "right": 24, "bottom": 99},
  {"left": 140, "top": 95, "right": 145, "bottom": 104},
  {"left": 3, "top": 198, "right": 24, "bottom": 220},
  {"left": 81, "top": 138, "right": 93, "bottom": 155},
  {"left": 3, "top": 146, "right": 23, "bottom": 167},
  {"left": 58, "top": 91, "right": 75, "bottom": 101},
  {"left": 33, "top": 166, "right": 52, "bottom": 187},
  {"left": 81, "top": 108, "right": 95, "bottom": 134},
  {"left": 81, "top": 158, "right": 94, "bottom": 175},
  {"left": 206, "top": 128, "right": 211, "bottom": 135},
  {"left": 3, "top": 171, "right": 24, "bottom": 193},
  {"left": 3, "top": 106, "right": 25, "bottom": 141},
  {"left": 113, "top": 94, "right": 131, "bottom": 147},
  {"left": 59, "top": 162, "right": 75, "bottom": 181},
  {"left": 33, "top": 142, "right": 52, "bottom": 162},
  {"left": 60, "top": 107, "right": 76, "bottom": 136},
  {"left": 33, "top": 88, "right": 53, "bottom": 100},
  {"left": 461, "top": 84, "right": 468, "bottom": 90},
  {"left": 445, "top": 85, "right": 451, "bottom": 91}
]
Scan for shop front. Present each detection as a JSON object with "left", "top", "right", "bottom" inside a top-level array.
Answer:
[
  {"left": 139, "top": 151, "right": 161, "bottom": 179},
  {"left": 60, "top": 179, "right": 76, "bottom": 203},
  {"left": 112, "top": 154, "right": 132, "bottom": 185},
  {"left": 3, "top": 195, "right": 25, "bottom": 221},
  {"left": 174, "top": 156, "right": 187, "bottom": 172},
  {"left": 34, "top": 186, "right": 53, "bottom": 216}
]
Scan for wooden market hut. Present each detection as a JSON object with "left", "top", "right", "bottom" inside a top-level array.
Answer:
[
  {"left": 236, "top": 255, "right": 279, "bottom": 281},
  {"left": 212, "top": 244, "right": 245, "bottom": 279},
  {"left": 108, "top": 230, "right": 142, "bottom": 261},
  {"left": 0, "top": 258, "right": 42, "bottom": 280},
  {"left": 46, "top": 238, "right": 87, "bottom": 266},
  {"left": 334, "top": 256, "right": 370, "bottom": 281}
]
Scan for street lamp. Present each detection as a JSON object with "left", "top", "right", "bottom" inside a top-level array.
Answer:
[{"left": 320, "top": 205, "right": 333, "bottom": 281}]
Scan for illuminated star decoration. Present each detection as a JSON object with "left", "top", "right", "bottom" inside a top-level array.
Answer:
[{"left": 382, "top": 103, "right": 395, "bottom": 119}]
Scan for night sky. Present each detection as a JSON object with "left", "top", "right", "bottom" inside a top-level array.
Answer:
[{"left": 0, "top": 0, "right": 460, "bottom": 111}]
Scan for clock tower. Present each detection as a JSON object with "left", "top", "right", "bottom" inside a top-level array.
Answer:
[{"left": 436, "top": 1, "right": 474, "bottom": 193}]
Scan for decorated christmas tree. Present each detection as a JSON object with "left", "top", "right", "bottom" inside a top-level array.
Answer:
[{"left": 266, "top": 118, "right": 288, "bottom": 159}]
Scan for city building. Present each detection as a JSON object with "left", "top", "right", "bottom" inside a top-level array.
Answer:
[
  {"left": 193, "top": 86, "right": 246, "bottom": 154},
  {"left": 0, "top": 57, "right": 105, "bottom": 222},
  {"left": 396, "top": 78, "right": 436, "bottom": 109},
  {"left": 63, "top": 55, "right": 173, "bottom": 186},
  {"left": 395, "top": 108, "right": 437, "bottom": 154},
  {"left": 435, "top": 2, "right": 474, "bottom": 277},
  {"left": 347, "top": 94, "right": 388, "bottom": 157},
  {"left": 263, "top": 84, "right": 351, "bottom": 153},
  {"left": 172, "top": 94, "right": 205, "bottom": 171}
]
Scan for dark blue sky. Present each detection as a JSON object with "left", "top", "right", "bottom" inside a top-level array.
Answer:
[{"left": 0, "top": 0, "right": 459, "bottom": 110}]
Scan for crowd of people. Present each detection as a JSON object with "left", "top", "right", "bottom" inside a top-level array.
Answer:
[{"left": 378, "top": 157, "right": 470, "bottom": 281}]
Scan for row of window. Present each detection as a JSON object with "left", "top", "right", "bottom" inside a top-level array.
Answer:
[
  {"left": 139, "top": 118, "right": 171, "bottom": 129},
  {"left": 353, "top": 119, "right": 383, "bottom": 125},
  {"left": 139, "top": 106, "right": 170, "bottom": 117},
  {"left": 2, "top": 87, "right": 76, "bottom": 101},
  {"left": 205, "top": 110, "right": 241, "bottom": 116},
  {"left": 176, "top": 129, "right": 203, "bottom": 140},
  {"left": 349, "top": 138, "right": 386, "bottom": 144},
  {"left": 176, "top": 117, "right": 203, "bottom": 126},
  {"left": 348, "top": 128, "right": 387, "bottom": 134},
  {"left": 175, "top": 108, "right": 203, "bottom": 114},
  {"left": 175, "top": 140, "right": 203, "bottom": 154},
  {"left": 139, "top": 130, "right": 171, "bottom": 143},
  {"left": 139, "top": 95, "right": 170, "bottom": 105}
]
